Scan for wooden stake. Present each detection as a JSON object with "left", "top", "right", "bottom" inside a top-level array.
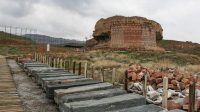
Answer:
[
  {"left": 112, "top": 68, "right": 116, "bottom": 84},
  {"left": 45, "top": 55, "right": 47, "bottom": 64},
  {"left": 100, "top": 68, "right": 104, "bottom": 82},
  {"left": 84, "top": 62, "right": 87, "bottom": 78},
  {"left": 57, "top": 58, "right": 59, "bottom": 68},
  {"left": 162, "top": 77, "right": 168, "bottom": 108},
  {"left": 78, "top": 62, "right": 81, "bottom": 75},
  {"left": 124, "top": 70, "right": 128, "bottom": 92},
  {"left": 67, "top": 61, "right": 70, "bottom": 72},
  {"left": 189, "top": 82, "right": 196, "bottom": 112},
  {"left": 73, "top": 61, "right": 76, "bottom": 74},
  {"left": 48, "top": 57, "right": 51, "bottom": 66},
  {"left": 91, "top": 66, "right": 94, "bottom": 79},
  {"left": 143, "top": 73, "right": 147, "bottom": 99},
  {"left": 53, "top": 58, "right": 56, "bottom": 68},
  {"left": 36, "top": 53, "right": 38, "bottom": 61},
  {"left": 42, "top": 55, "right": 45, "bottom": 63},
  {"left": 34, "top": 52, "right": 37, "bottom": 61},
  {"left": 60, "top": 58, "right": 63, "bottom": 68}
]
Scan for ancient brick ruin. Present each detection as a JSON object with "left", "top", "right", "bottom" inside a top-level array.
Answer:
[{"left": 87, "top": 16, "right": 163, "bottom": 50}]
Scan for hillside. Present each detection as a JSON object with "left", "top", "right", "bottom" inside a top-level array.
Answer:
[
  {"left": 0, "top": 31, "right": 33, "bottom": 45},
  {"left": 158, "top": 40, "right": 200, "bottom": 57},
  {"left": 25, "top": 34, "right": 85, "bottom": 46},
  {"left": 0, "top": 32, "right": 76, "bottom": 56}
]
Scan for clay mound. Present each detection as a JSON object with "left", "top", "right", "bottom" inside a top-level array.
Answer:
[{"left": 93, "top": 16, "right": 163, "bottom": 41}]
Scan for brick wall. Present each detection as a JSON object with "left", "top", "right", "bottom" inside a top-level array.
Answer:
[{"left": 110, "top": 23, "right": 157, "bottom": 49}]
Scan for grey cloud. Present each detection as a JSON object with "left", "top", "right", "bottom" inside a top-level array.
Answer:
[
  {"left": 0, "top": 0, "right": 39, "bottom": 17},
  {"left": 0, "top": 0, "right": 199, "bottom": 43},
  {"left": 47, "top": 0, "right": 93, "bottom": 16}
]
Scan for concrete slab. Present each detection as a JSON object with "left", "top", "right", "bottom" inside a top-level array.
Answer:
[
  {"left": 23, "top": 62, "right": 43, "bottom": 66},
  {"left": 168, "top": 109, "right": 185, "bottom": 112},
  {"left": 59, "top": 88, "right": 126, "bottom": 104},
  {"left": 34, "top": 72, "right": 70, "bottom": 81},
  {"left": 54, "top": 82, "right": 113, "bottom": 104},
  {"left": 107, "top": 104, "right": 165, "bottom": 112},
  {"left": 24, "top": 64, "right": 48, "bottom": 69},
  {"left": 36, "top": 73, "right": 75, "bottom": 84},
  {"left": 46, "top": 80, "right": 102, "bottom": 99},
  {"left": 41, "top": 75, "right": 85, "bottom": 88},
  {"left": 60, "top": 93, "right": 146, "bottom": 112},
  {"left": 42, "top": 78, "right": 91, "bottom": 90},
  {"left": 27, "top": 67, "right": 64, "bottom": 76}
]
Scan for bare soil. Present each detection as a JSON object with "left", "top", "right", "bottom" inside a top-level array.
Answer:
[{"left": 7, "top": 59, "right": 58, "bottom": 112}]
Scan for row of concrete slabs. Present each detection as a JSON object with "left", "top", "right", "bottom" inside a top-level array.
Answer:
[{"left": 20, "top": 60, "right": 165, "bottom": 112}]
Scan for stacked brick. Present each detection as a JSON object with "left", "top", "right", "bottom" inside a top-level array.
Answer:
[{"left": 88, "top": 16, "right": 163, "bottom": 50}]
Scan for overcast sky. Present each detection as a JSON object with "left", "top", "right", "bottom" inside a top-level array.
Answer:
[{"left": 0, "top": 0, "right": 200, "bottom": 43}]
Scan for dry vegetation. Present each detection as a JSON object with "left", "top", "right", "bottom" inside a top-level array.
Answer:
[
  {"left": 59, "top": 49, "right": 200, "bottom": 84},
  {"left": 1, "top": 31, "right": 199, "bottom": 84}
]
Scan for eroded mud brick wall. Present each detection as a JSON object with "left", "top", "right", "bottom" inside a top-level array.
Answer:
[
  {"left": 90, "top": 16, "right": 163, "bottom": 49},
  {"left": 110, "top": 21, "right": 157, "bottom": 49}
]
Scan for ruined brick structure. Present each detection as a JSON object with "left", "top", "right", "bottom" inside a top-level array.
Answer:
[{"left": 87, "top": 16, "right": 163, "bottom": 50}]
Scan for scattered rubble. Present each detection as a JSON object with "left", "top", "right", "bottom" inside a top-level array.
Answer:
[{"left": 127, "top": 63, "right": 200, "bottom": 111}]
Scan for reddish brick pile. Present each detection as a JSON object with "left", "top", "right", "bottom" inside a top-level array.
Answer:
[
  {"left": 127, "top": 63, "right": 198, "bottom": 90},
  {"left": 127, "top": 63, "right": 200, "bottom": 111}
]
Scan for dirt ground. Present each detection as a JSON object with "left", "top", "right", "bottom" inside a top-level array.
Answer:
[{"left": 7, "top": 59, "right": 58, "bottom": 112}]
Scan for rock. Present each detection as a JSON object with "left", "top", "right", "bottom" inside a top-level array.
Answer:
[
  {"left": 152, "top": 72, "right": 164, "bottom": 79},
  {"left": 183, "top": 96, "right": 189, "bottom": 105},
  {"left": 181, "top": 78, "right": 189, "bottom": 85},
  {"left": 149, "top": 77, "right": 156, "bottom": 85},
  {"left": 168, "top": 84, "right": 175, "bottom": 90},
  {"left": 155, "top": 78, "right": 163, "bottom": 84},
  {"left": 167, "top": 100, "right": 182, "bottom": 110},
  {"left": 180, "top": 82, "right": 186, "bottom": 90},
  {"left": 157, "top": 83, "right": 163, "bottom": 88},
  {"left": 171, "top": 80, "right": 178, "bottom": 86},
  {"left": 166, "top": 73, "right": 174, "bottom": 80},
  {"left": 175, "top": 74, "right": 183, "bottom": 82}
]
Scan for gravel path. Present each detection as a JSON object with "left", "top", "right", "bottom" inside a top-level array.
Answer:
[{"left": 7, "top": 59, "right": 58, "bottom": 112}]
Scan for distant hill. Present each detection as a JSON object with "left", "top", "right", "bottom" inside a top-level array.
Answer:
[
  {"left": 0, "top": 31, "right": 32, "bottom": 45},
  {"left": 25, "top": 34, "right": 85, "bottom": 46},
  {"left": 158, "top": 40, "right": 200, "bottom": 57}
]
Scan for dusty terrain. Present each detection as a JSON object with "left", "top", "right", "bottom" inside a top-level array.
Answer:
[{"left": 7, "top": 59, "right": 58, "bottom": 112}]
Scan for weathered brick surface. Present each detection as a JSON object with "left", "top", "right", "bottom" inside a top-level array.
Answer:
[{"left": 87, "top": 16, "right": 163, "bottom": 50}]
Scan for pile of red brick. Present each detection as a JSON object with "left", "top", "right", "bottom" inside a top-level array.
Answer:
[
  {"left": 127, "top": 63, "right": 200, "bottom": 111},
  {"left": 127, "top": 63, "right": 198, "bottom": 91}
]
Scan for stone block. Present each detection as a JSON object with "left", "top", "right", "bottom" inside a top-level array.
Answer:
[
  {"left": 36, "top": 73, "right": 74, "bottom": 84},
  {"left": 108, "top": 104, "right": 164, "bottom": 112},
  {"left": 60, "top": 93, "right": 145, "bottom": 112},
  {"left": 46, "top": 80, "right": 102, "bottom": 99},
  {"left": 168, "top": 109, "right": 185, "bottom": 112},
  {"left": 54, "top": 82, "right": 113, "bottom": 104},
  {"left": 41, "top": 75, "right": 85, "bottom": 88},
  {"left": 42, "top": 78, "right": 91, "bottom": 90},
  {"left": 59, "top": 88, "right": 126, "bottom": 104}
]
